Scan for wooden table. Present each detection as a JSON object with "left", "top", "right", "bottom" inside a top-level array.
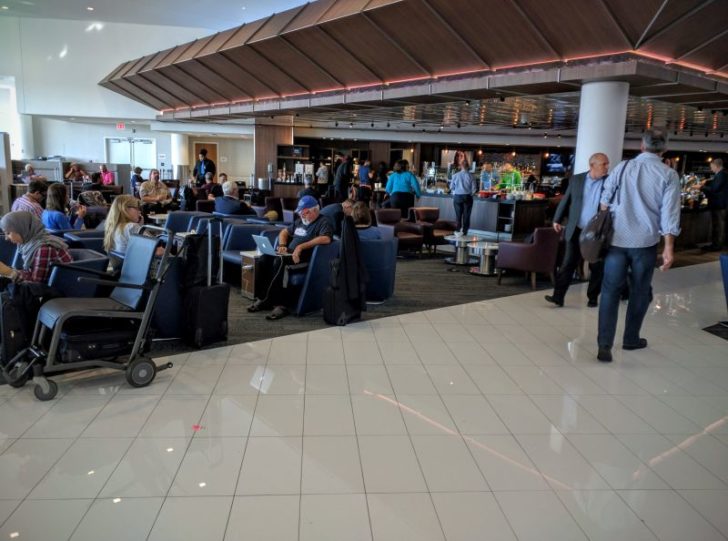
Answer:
[{"left": 147, "top": 214, "right": 169, "bottom": 224}]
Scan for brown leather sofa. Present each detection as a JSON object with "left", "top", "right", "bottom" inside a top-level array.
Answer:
[
  {"left": 375, "top": 209, "right": 425, "bottom": 254},
  {"left": 496, "top": 226, "right": 560, "bottom": 289},
  {"left": 409, "top": 207, "right": 458, "bottom": 254}
]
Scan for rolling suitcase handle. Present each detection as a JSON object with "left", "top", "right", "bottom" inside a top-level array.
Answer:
[{"left": 207, "top": 218, "right": 225, "bottom": 286}]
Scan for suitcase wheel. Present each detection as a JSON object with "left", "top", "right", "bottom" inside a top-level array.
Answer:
[
  {"left": 34, "top": 379, "right": 58, "bottom": 401},
  {"left": 126, "top": 357, "right": 157, "bottom": 388},
  {"left": 7, "top": 360, "right": 30, "bottom": 389}
]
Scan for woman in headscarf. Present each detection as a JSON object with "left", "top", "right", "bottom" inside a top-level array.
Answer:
[{"left": 0, "top": 211, "right": 72, "bottom": 283}]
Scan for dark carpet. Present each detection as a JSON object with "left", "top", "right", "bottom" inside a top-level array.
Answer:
[{"left": 703, "top": 323, "right": 728, "bottom": 342}]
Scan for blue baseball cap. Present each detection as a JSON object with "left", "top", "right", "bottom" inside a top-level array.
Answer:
[{"left": 295, "top": 195, "right": 319, "bottom": 213}]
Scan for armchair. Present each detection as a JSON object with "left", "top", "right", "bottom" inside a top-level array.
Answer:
[
  {"left": 375, "top": 209, "right": 424, "bottom": 254},
  {"left": 496, "top": 227, "right": 560, "bottom": 289},
  {"left": 409, "top": 207, "right": 458, "bottom": 254}
]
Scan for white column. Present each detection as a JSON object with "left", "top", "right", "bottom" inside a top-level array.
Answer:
[
  {"left": 170, "top": 133, "right": 189, "bottom": 180},
  {"left": 574, "top": 81, "right": 629, "bottom": 173},
  {"left": 14, "top": 114, "right": 35, "bottom": 159}
]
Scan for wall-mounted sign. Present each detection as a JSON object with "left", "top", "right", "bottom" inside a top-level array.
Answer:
[
  {"left": 220, "top": 156, "right": 228, "bottom": 163},
  {"left": 158, "top": 153, "right": 167, "bottom": 161},
  {"left": 116, "top": 122, "right": 125, "bottom": 131}
]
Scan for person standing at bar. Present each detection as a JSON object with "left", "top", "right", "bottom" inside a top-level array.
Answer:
[
  {"left": 479, "top": 163, "right": 499, "bottom": 191},
  {"left": 700, "top": 158, "right": 727, "bottom": 251},
  {"left": 545, "top": 153, "right": 609, "bottom": 308},
  {"left": 334, "top": 154, "right": 352, "bottom": 202},
  {"left": 498, "top": 163, "right": 522, "bottom": 190},
  {"left": 193, "top": 148, "right": 216, "bottom": 187},
  {"left": 596, "top": 129, "right": 680, "bottom": 363},
  {"left": 449, "top": 159, "right": 477, "bottom": 234}
]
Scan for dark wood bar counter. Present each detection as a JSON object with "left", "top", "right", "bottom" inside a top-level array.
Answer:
[
  {"left": 676, "top": 207, "right": 711, "bottom": 249},
  {"left": 417, "top": 194, "right": 548, "bottom": 239},
  {"left": 272, "top": 182, "right": 305, "bottom": 198}
]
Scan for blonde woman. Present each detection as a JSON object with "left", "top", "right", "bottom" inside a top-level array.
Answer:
[{"left": 103, "top": 195, "right": 142, "bottom": 255}]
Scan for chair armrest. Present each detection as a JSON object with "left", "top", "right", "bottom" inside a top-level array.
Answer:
[
  {"left": 433, "top": 220, "right": 458, "bottom": 230},
  {"left": 395, "top": 222, "right": 425, "bottom": 235},
  {"left": 50, "top": 263, "right": 111, "bottom": 277},
  {"left": 77, "top": 277, "right": 150, "bottom": 289}
]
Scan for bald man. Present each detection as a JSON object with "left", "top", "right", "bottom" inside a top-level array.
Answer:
[{"left": 545, "top": 152, "right": 609, "bottom": 308}]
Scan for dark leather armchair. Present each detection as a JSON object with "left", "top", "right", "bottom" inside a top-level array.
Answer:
[
  {"left": 195, "top": 199, "right": 215, "bottom": 213},
  {"left": 496, "top": 227, "right": 560, "bottom": 289},
  {"left": 409, "top": 207, "right": 458, "bottom": 254},
  {"left": 375, "top": 209, "right": 424, "bottom": 254}
]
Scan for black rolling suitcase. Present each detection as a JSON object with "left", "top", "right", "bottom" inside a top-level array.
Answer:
[{"left": 183, "top": 219, "right": 230, "bottom": 347}]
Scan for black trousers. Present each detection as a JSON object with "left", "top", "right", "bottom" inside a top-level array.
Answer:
[
  {"left": 385, "top": 192, "right": 415, "bottom": 219},
  {"left": 710, "top": 208, "right": 726, "bottom": 247},
  {"left": 552, "top": 228, "right": 604, "bottom": 303},
  {"left": 453, "top": 194, "right": 473, "bottom": 234},
  {"left": 258, "top": 255, "right": 308, "bottom": 309}
]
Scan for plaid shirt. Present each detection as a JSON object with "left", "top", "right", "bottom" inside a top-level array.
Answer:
[
  {"left": 11, "top": 195, "right": 43, "bottom": 219},
  {"left": 18, "top": 245, "right": 73, "bottom": 283}
]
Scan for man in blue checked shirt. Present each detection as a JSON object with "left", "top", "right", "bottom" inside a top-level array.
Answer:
[{"left": 596, "top": 129, "right": 681, "bottom": 363}]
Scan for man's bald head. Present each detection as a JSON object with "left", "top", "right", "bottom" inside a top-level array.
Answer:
[{"left": 588, "top": 153, "right": 609, "bottom": 179}]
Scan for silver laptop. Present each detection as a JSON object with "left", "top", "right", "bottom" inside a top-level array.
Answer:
[{"left": 252, "top": 234, "right": 291, "bottom": 257}]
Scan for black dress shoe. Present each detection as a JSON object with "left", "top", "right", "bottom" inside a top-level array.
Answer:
[
  {"left": 623, "top": 338, "right": 648, "bottom": 350},
  {"left": 587, "top": 300, "right": 598, "bottom": 307},
  {"left": 544, "top": 295, "right": 563, "bottom": 307},
  {"left": 597, "top": 347, "right": 612, "bottom": 362}
]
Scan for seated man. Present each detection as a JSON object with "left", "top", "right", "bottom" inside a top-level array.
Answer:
[
  {"left": 247, "top": 195, "right": 333, "bottom": 320},
  {"left": 139, "top": 169, "right": 175, "bottom": 214},
  {"left": 11, "top": 179, "right": 47, "bottom": 219},
  {"left": 199, "top": 172, "right": 223, "bottom": 200},
  {"left": 215, "top": 180, "right": 256, "bottom": 215}
]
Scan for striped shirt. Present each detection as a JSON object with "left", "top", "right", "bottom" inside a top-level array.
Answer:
[
  {"left": 600, "top": 152, "right": 681, "bottom": 248},
  {"left": 449, "top": 171, "right": 477, "bottom": 195},
  {"left": 11, "top": 195, "right": 43, "bottom": 219}
]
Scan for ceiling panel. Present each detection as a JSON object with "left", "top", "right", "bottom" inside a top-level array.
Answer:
[
  {"left": 319, "top": 0, "right": 372, "bottom": 22},
  {"left": 222, "top": 19, "right": 270, "bottom": 49},
  {"left": 174, "top": 36, "right": 216, "bottom": 63},
  {"left": 249, "top": 39, "right": 342, "bottom": 88},
  {"left": 155, "top": 64, "right": 232, "bottom": 104},
  {"left": 601, "top": 0, "right": 665, "bottom": 46},
  {"left": 137, "top": 71, "right": 203, "bottom": 105},
  {"left": 284, "top": 0, "right": 339, "bottom": 30},
  {"left": 248, "top": 5, "right": 307, "bottom": 41},
  {"left": 222, "top": 47, "right": 309, "bottom": 95}
]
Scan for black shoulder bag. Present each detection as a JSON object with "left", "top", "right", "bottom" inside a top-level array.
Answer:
[{"left": 579, "top": 160, "right": 629, "bottom": 263}]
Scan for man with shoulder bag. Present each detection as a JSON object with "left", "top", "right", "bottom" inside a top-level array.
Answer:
[
  {"left": 596, "top": 129, "right": 681, "bottom": 362},
  {"left": 545, "top": 153, "right": 609, "bottom": 308}
]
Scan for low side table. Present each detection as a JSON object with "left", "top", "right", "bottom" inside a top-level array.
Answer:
[
  {"left": 468, "top": 241, "right": 499, "bottom": 276},
  {"left": 241, "top": 250, "right": 264, "bottom": 300},
  {"left": 444, "top": 234, "right": 479, "bottom": 266}
]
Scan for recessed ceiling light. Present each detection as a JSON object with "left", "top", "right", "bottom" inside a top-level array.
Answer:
[
  {"left": 241, "top": 5, "right": 246, "bottom": 9},
  {"left": 1, "top": 6, "right": 8, "bottom": 9},
  {"left": 86, "top": 6, "right": 94, "bottom": 11}
]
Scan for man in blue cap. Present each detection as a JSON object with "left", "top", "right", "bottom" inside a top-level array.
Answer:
[{"left": 248, "top": 195, "right": 333, "bottom": 320}]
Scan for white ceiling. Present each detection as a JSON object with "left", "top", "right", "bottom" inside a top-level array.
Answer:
[{"left": 0, "top": 0, "right": 307, "bottom": 31}]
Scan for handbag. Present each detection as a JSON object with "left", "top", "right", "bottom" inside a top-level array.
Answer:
[{"left": 579, "top": 160, "right": 629, "bottom": 263}]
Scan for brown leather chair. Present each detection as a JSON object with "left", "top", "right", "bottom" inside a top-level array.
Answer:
[
  {"left": 409, "top": 207, "right": 458, "bottom": 254},
  {"left": 280, "top": 197, "right": 299, "bottom": 211},
  {"left": 375, "top": 208, "right": 424, "bottom": 254},
  {"left": 496, "top": 227, "right": 560, "bottom": 289}
]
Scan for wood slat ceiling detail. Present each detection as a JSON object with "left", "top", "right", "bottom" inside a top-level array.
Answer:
[{"left": 101, "top": 0, "right": 728, "bottom": 121}]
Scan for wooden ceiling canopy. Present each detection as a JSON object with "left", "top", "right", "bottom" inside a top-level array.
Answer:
[{"left": 100, "top": 0, "right": 728, "bottom": 118}]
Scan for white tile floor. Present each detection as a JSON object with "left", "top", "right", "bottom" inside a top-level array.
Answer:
[{"left": 0, "top": 261, "right": 727, "bottom": 540}]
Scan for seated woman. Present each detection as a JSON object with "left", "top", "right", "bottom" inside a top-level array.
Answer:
[
  {"left": 42, "top": 182, "right": 86, "bottom": 232},
  {"left": 351, "top": 201, "right": 381, "bottom": 240},
  {"left": 65, "top": 163, "right": 88, "bottom": 182},
  {"left": 103, "top": 195, "right": 142, "bottom": 258},
  {"left": 0, "top": 211, "right": 73, "bottom": 283}
]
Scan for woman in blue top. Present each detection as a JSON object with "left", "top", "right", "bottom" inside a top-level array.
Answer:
[
  {"left": 384, "top": 159, "right": 421, "bottom": 218},
  {"left": 41, "top": 182, "right": 86, "bottom": 232}
]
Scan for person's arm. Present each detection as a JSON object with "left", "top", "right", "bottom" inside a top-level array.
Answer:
[
  {"left": 411, "top": 173, "right": 421, "bottom": 197},
  {"left": 291, "top": 235, "right": 331, "bottom": 263},
  {"left": 552, "top": 183, "right": 573, "bottom": 231},
  {"left": 599, "top": 165, "right": 621, "bottom": 211},
  {"left": 385, "top": 174, "right": 394, "bottom": 194},
  {"left": 277, "top": 228, "right": 291, "bottom": 253},
  {"left": 659, "top": 172, "right": 682, "bottom": 271},
  {"left": 19, "top": 246, "right": 53, "bottom": 283},
  {"left": 0, "top": 261, "right": 18, "bottom": 280}
]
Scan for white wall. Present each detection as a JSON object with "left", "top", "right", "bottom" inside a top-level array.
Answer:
[
  {"left": 33, "top": 117, "right": 171, "bottom": 166},
  {"left": 0, "top": 16, "right": 209, "bottom": 119},
  {"left": 188, "top": 136, "right": 255, "bottom": 182}
]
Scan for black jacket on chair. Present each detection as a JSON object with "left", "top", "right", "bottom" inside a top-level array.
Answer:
[{"left": 553, "top": 171, "right": 595, "bottom": 241}]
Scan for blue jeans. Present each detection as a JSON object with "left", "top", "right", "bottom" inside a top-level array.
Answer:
[{"left": 597, "top": 245, "right": 657, "bottom": 349}]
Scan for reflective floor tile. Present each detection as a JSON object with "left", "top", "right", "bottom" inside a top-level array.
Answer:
[
  {"left": 224, "top": 495, "right": 299, "bottom": 541},
  {"left": 554, "top": 490, "right": 657, "bottom": 541},
  {"left": 351, "top": 395, "right": 407, "bottom": 435},
  {"left": 440, "top": 395, "right": 508, "bottom": 435},
  {"left": 300, "top": 494, "right": 372, "bottom": 541},
  {"left": 250, "top": 395, "right": 303, "bottom": 437},
  {"left": 398, "top": 394, "right": 458, "bottom": 435},
  {"left": 663, "top": 433, "right": 728, "bottom": 484},
  {"left": 431, "top": 492, "right": 516, "bottom": 541},
  {"left": 0, "top": 500, "right": 19, "bottom": 525},
  {"left": 70, "top": 497, "right": 164, "bottom": 541},
  {"left": 0, "top": 393, "right": 56, "bottom": 438},
  {"left": 213, "top": 365, "right": 265, "bottom": 395},
  {"left": 368, "top": 493, "right": 444, "bottom": 541},
  {"left": 24, "top": 397, "right": 109, "bottom": 438},
  {"left": 305, "top": 365, "right": 349, "bottom": 395},
  {"left": 386, "top": 366, "right": 437, "bottom": 395},
  {"left": 303, "top": 396, "right": 355, "bottom": 436},
  {"left": 573, "top": 396, "right": 657, "bottom": 434},
  {"left": 483, "top": 343, "right": 535, "bottom": 367},
  {"left": 377, "top": 340, "right": 420, "bottom": 365},
  {"left": 0, "top": 499, "right": 92, "bottom": 541},
  {"left": 487, "top": 395, "right": 556, "bottom": 434},
  {"left": 678, "top": 490, "right": 728, "bottom": 538},
  {"left": 501, "top": 366, "right": 566, "bottom": 395},
  {"left": 259, "top": 365, "right": 305, "bottom": 395},
  {"left": 148, "top": 496, "right": 232, "bottom": 541},
  {"left": 343, "top": 341, "right": 383, "bottom": 365},
  {"left": 139, "top": 396, "right": 208, "bottom": 438},
  {"left": 269, "top": 341, "right": 307, "bottom": 365},
  {"left": 425, "top": 365, "right": 480, "bottom": 395},
  {"left": 0, "top": 438, "right": 73, "bottom": 499},
  {"left": 236, "top": 437, "right": 302, "bottom": 495},
  {"left": 413, "top": 341, "right": 458, "bottom": 365},
  {"left": 347, "top": 365, "right": 394, "bottom": 395},
  {"left": 539, "top": 366, "right": 608, "bottom": 394},
  {"left": 410, "top": 435, "right": 488, "bottom": 492},
  {"left": 619, "top": 490, "right": 725, "bottom": 541},
  {"left": 197, "top": 396, "right": 256, "bottom": 437},
  {"left": 170, "top": 437, "right": 246, "bottom": 496},
  {"left": 358, "top": 435, "right": 427, "bottom": 493},
  {"left": 495, "top": 491, "right": 587, "bottom": 541},
  {"left": 99, "top": 438, "right": 188, "bottom": 497},
  {"left": 166, "top": 365, "right": 223, "bottom": 395},
  {"left": 617, "top": 395, "right": 701, "bottom": 433},
  {"left": 465, "top": 434, "right": 549, "bottom": 491},
  {"left": 566, "top": 434, "right": 669, "bottom": 490},
  {"left": 530, "top": 396, "right": 608, "bottom": 435},
  {"left": 447, "top": 342, "right": 496, "bottom": 365},
  {"left": 81, "top": 395, "right": 160, "bottom": 438},
  {"left": 301, "top": 436, "right": 364, "bottom": 494},
  {"left": 29, "top": 437, "right": 133, "bottom": 499},
  {"left": 463, "top": 365, "right": 523, "bottom": 395}
]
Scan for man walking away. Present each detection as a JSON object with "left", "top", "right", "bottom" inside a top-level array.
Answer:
[
  {"left": 545, "top": 153, "right": 609, "bottom": 308},
  {"left": 700, "top": 158, "right": 728, "bottom": 251},
  {"left": 596, "top": 129, "right": 681, "bottom": 362}
]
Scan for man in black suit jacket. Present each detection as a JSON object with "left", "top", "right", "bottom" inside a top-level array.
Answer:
[
  {"left": 700, "top": 158, "right": 728, "bottom": 250},
  {"left": 193, "top": 148, "right": 216, "bottom": 187},
  {"left": 546, "top": 153, "right": 609, "bottom": 307}
]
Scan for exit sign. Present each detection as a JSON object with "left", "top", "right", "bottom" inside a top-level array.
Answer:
[{"left": 116, "top": 122, "right": 126, "bottom": 130}]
